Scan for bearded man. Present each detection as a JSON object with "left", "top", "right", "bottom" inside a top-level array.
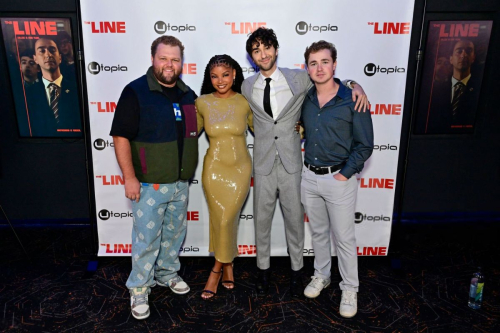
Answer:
[{"left": 110, "top": 36, "right": 198, "bottom": 320}]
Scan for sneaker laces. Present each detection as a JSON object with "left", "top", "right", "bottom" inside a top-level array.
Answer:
[
  {"left": 169, "top": 276, "right": 182, "bottom": 285},
  {"left": 341, "top": 291, "right": 355, "bottom": 305},
  {"left": 309, "top": 276, "right": 326, "bottom": 289},
  {"left": 132, "top": 292, "right": 148, "bottom": 306}
]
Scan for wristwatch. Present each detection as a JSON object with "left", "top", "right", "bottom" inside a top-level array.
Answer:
[{"left": 345, "top": 80, "right": 357, "bottom": 89}]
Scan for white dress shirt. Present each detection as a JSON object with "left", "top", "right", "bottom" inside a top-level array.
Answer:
[
  {"left": 42, "top": 75, "right": 63, "bottom": 104},
  {"left": 450, "top": 74, "right": 471, "bottom": 102},
  {"left": 252, "top": 68, "right": 293, "bottom": 120}
]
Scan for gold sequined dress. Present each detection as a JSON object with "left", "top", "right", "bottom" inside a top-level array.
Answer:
[{"left": 196, "top": 93, "right": 253, "bottom": 263}]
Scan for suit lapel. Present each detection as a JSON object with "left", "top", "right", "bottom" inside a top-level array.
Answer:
[
  {"left": 277, "top": 68, "right": 301, "bottom": 120},
  {"left": 245, "top": 73, "right": 266, "bottom": 114}
]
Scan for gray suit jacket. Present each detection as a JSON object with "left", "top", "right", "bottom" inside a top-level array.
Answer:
[{"left": 242, "top": 68, "right": 312, "bottom": 176}]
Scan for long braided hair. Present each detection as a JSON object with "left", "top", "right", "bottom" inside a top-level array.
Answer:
[{"left": 200, "top": 54, "right": 245, "bottom": 96}]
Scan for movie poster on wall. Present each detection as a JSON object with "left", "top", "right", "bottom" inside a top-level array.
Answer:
[
  {"left": 0, "top": 17, "right": 82, "bottom": 138},
  {"left": 414, "top": 20, "right": 493, "bottom": 135}
]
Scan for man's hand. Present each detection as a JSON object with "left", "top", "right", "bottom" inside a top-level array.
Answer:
[
  {"left": 334, "top": 173, "right": 348, "bottom": 181},
  {"left": 113, "top": 136, "right": 140, "bottom": 203},
  {"left": 295, "top": 121, "right": 305, "bottom": 139},
  {"left": 125, "top": 177, "right": 141, "bottom": 202},
  {"left": 351, "top": 84, "right": 369, "bottom": 113}
]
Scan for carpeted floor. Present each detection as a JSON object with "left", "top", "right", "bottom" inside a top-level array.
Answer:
[{"left": 0, "top": 222, "right": 498, "bottom": 332}]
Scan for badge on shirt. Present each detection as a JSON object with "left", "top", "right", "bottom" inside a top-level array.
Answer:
[{"left": 173, "top": 103, "right": 182, "bottom": 122}]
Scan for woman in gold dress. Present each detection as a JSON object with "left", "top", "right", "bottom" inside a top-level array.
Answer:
[{"left": 195, "top": 55, "right": 253, "bottom": 299}]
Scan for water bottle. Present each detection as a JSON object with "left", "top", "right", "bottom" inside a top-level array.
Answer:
[{"left": 468, "top": 267, "right": 484, "bottom": 309}]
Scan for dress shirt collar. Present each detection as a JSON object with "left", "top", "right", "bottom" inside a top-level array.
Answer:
[
  {"left": 307, "top": 78, "right": 349, "bottom": 101},
  {"left": 258, "top": 67, "right": 281, "bottom": 85},
  {"left": 451, "top": 74, "right": 471, "bottom": 87},
  {"left": 42, "top": 75, "right": 63, "bottom": 89}
]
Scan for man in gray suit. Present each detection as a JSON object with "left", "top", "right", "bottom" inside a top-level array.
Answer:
[{"left": 241, "top": 27, "right": 368, "bottom": 298}]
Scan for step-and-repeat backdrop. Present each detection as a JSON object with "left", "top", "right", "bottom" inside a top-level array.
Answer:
[{"left": 80, "top": 0, "right": 415, "bottom": 257}]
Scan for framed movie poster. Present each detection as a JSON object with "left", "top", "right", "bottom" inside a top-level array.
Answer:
[
  {"left": 0, "top": 17, "right": 82, "bottom": 138},
  {"left": 414, "top": 20, "right": 493, "bottom": 135}
]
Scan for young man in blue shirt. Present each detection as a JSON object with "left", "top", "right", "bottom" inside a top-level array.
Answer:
[{"left": 300, "top": 40, "right": 374, "bottom": 318}]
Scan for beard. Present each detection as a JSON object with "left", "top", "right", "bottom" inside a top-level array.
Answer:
[
  {"left": 154, "top": 65, "right": 180, "bottom": 86},
  {"left": 258, "top": 56, "right": 277, "bottom": 72}
]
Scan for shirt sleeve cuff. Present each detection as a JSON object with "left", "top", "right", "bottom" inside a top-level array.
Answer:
[
  {"left": 340, "top": 165, "right": 356, "bottom": 179},
  {"left": 341, "top": 80, "right": 356, "bottom": 89}
]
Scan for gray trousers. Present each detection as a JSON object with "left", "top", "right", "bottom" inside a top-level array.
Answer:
[
  {"left": 301, "top": 166, "right": 359, "bottom": 292},
  {"left": 254, "top": 155, "right": 304, "bottom": 271}
]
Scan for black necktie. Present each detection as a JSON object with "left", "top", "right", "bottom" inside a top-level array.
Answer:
[
  {"left": 263, "top": 78, "right": 273, "bottom": 118},
  {"left": 48, "top": 83, "right": 60, "bottom": 123},
  {"left": 451, "top": 82, "right": 465, "bottom": 117}
]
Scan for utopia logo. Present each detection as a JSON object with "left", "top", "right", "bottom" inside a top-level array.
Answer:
[
  {"left": 179, "top": 246, "right": 199, "bottom": 252},
  {"left": 355, "top": 212, "right": 391, "bottom": 223},
  {"left": 87, "top": 62, "right": 128, "bottom": 75},
  {"left": 241, "top": 66, "right": 259, "bottom": 74},
  {"left": 154, "top": 21, "right": 196, "bottom": 34},
  {"left": 364, "top": 63, "right": 405, "bottom": 76},
  {"left": 98, "top": 209, "right": 133, "bottom": 220},
  {"left": 93, "top": 138, "right": 114, "bottom": 151},
  {"left": 98, "top": 209, "right": 110, "bottom": 220},
  {"left": 295, "top": 21, "right": 338, "bottom": 35}
]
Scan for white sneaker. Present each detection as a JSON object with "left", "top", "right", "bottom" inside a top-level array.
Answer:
[
  {"left": 130, "top": 287, "right": 150, "bottom": 320},
  {"left": 339, "top": 290, "right": 357, "bottom": 318},
  {"left": 304, "top": 276, "right": 331, "bottom": 298},
  {"left": 157, "top": 275, "right": 190, "bottom": 295}
]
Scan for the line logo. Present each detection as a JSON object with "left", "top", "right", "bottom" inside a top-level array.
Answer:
[
  {"left": 95, "top": 175, "right": 124, "bottom": 186},
  {"left": 357, "top": 247, "right": 387, "bottom": 256},
  {"left": 8, "top": 20, "right": 57, "bottom": 36},
  {"left": 101, "top": 243, "right": 132, "bottom": 253},
  {"left": 90, "top": 101, "right": 116, "bottom": 113},
  {"left": 84, "top": 21, "right": 126, "bottom": 34},
  {"left": 182, "top": 63, "right": 197, "bottom": 75},
  {"left": 225, "top": 22, "right": 266, "bottom": 34},
  {"left": 370, "top": 104, "right": 402, "bottom": 115},
  {"left": 359, "top": 178, "right": 395, "bottom": 189},
  {"left": 437, "top": 23, "right": 479, "bottom": 37},
  {"left": 368, "top": 22, "right": 410, "bottom": 35},
  {"left": 238, "top": 245, "right": 256, "bottom": 255},
  {"left": 187, "top": 211, "right": 199, "bottom": 221}
]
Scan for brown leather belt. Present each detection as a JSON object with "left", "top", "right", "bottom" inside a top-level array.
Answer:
[{"left": 304, "top": 161, "right": 345, "bottom": 175}]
